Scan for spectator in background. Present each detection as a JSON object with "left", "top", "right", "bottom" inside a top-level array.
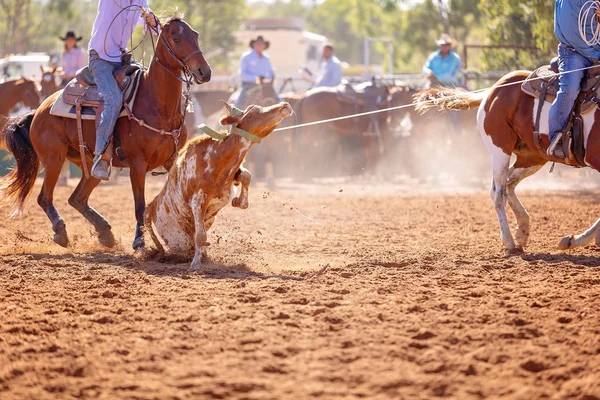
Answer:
[
  {"left": 59, "top": 31, "right": 86, "bottom": 86},
  {"left": 304, "top": 44, "right": 342, "bottom": 88},
  {"left": 236, "top": 35, "right": 275, "bottom": 107},
  {"left": 423, "top": 33, "right": 462, "bottom": 87}
]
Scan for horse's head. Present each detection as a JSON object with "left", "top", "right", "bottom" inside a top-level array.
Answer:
[
  {"left": 157, "top": 17, "right": 212, "bottom": 84},
  {"left": 39, "top": 66, "right": 59, "bottom": 99},
  {"left": 17, "top": 78, "right": 41, "bottom": 109},
  {"left": 220, "top": 102, "right": 292, "bottom": 140},
  {"left": 255, "top": 75, "right": 277, "bottom": 106}
]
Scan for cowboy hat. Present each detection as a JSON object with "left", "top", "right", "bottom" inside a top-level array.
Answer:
[
  {"left": 435, "top": 33, "right": 455, "bottom": 47},
  {"left": 249, "top": 35, "right": 270, "bottom": 50},
  {"left": 60, "top": 31, "right": 82, "bottom": 41}
]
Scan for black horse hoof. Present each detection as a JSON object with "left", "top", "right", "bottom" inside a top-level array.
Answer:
[
  {"left": 98, "top": 230, "right": 116, "bottom": 248},
  {"left": 53, "top": 231, "right": 69, "bottom": 248},
  {"left": 132, "top": 235, "right": 145, "bottom": 251}
]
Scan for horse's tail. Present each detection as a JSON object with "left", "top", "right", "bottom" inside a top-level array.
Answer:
[
  {"left": 413, "top": 87, "right": 489, "bottom": 114},
  {"left": 0, "top": 111, "right": 39, "bottom": 217}
]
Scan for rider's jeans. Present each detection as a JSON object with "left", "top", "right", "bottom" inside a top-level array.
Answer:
[
  {"left": 89, "top": 50, "right": 123, "bottom": 155},
  {"left": 548, "top": 43, "right": 593, "bottom": 142}
]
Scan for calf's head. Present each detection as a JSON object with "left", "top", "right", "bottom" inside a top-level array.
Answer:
[{"left": 220, "top": 102, "right": 292, "bottom": 139}]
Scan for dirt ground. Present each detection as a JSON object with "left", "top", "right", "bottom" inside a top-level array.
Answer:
[{"left": 1, "top": 177, "right": 600, "bottom": 400}]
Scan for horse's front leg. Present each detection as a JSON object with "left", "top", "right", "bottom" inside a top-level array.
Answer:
[{"left": 130, "top": 161, "right": 148, "bottom": 250}]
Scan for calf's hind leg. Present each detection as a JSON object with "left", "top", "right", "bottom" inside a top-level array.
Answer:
[{"left": 232, "top": 167, "right": 251, "bottom": 210}]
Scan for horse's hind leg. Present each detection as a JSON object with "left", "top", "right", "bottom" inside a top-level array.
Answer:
[
  {"left": 37, "top": 152, "right": 69, "bottom": 247},
  {"left": 68, "top": 174, "right": 115, "bottom": 247},
  {"left": 506, "top": 158, "right": 545, "bottom": 249}
]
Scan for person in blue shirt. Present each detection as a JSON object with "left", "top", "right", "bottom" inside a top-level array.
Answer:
[
  {"left": 236, "top": 35, "right": 276, "bottom": 108},
  {"left": 307, "top": 44, "right": 342, "bottom": 87},
  {"left": 423, "top": 34, "right": 462, "bottom": 87},
  {"left": 548, "top": 1, "right": 600, "bottom": 159}
]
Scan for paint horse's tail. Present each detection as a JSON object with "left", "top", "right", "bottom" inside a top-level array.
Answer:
[
  {"left": 413, "top": 87, "right": 489, "bottom": 114},
  {"left": 0, "top": 111, "right": 39, "bottom": 217}
]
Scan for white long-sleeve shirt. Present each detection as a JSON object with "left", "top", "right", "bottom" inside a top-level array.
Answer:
[{"left": 88, "top": 0, "right": 149, "bottom": 63}]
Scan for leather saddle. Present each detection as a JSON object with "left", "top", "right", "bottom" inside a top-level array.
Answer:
[
  {"left": 521, "top": 58, "right": 600, "bottom": 167},
  {"left": 57, "top": 64, "right": 143, "bottom": 178},
  {"left": 62, "top": 64, "right": 141, "bottom": 109},
  {"left": 336, "top": 82, "right": 387, "bottom": 108}
]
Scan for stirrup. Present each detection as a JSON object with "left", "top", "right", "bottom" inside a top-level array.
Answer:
[
  {"left": 547, "top": 132, "right": 564, "bottom": 159},
  {"left": 91, "top": 154, "right": 112, "bottom": 181}
]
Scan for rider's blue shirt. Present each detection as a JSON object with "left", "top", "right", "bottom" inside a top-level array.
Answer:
[
  {"left": 555, "top": 0, "right": 600, "bottom": 60},
  {"left": 238, "top": 50, "right": 275, "bottom": 84},
  {"left": 423, "top": 50, "right": 461, "bottom": 85}
]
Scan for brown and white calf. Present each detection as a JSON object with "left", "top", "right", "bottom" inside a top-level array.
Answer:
[{"left": 145, "top": 102, "right": 292, "bottom": 270}]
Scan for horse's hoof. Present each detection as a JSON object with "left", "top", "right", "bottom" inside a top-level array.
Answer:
[
  {"left": 132, "top": 236, "right": 145, "bottom": 251},
  {"left": 558, "top": 235, "right": 573, "bottom": 250},
  {"left": 98, "top": 230, "right": 116, "bottom": 248},
  {"left": 53, "top": 232, "right": 69, "bottom": 248},
  {"left": 504, "top": 247, "right": 524, "bottom": 257}
]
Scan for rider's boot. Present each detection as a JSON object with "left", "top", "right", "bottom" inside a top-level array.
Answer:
[
  {"left": 91, "top": 131, "right": 112, "bottom": 181},
  {"left": 547, "top": 131, "right": 565, "bottom": 160}
]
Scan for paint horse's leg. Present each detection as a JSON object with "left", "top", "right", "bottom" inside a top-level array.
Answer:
[
  {"left": 37, "top": 150, "right": 69, "bottom": 247},
  {"left": 506, "top": 162, "right": 544, "bottom": 249},
  {"left": 489, "top": 154, "right": 518, "bottom": 255},
  {"left": 557, "top": 218, "right": 600, "bottom": 250},
  {"left": 68, "top": 174, "right": 115, "bottom": 248},
  {"left": 130, "top": 160, "right": 148, "bottom": 250},
  {"left": 232, "top": 167, "right": 251, "bottom": 210}
]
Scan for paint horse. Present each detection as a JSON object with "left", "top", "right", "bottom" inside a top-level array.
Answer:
[
  {"left": 415, "top": 70, "right": 600, "bottom": 255},
  {"left": 145, "top": 102, "right": 292, "bottom": 270}
]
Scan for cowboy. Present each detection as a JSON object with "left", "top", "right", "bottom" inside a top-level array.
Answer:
[
  {"left": 236, "top": 35, "right": 275, "bottom": 108},
  {"left": 548, "top": 1, "right": 600, "bottom": 159},
  {"left": 423, "top": 33, "right": 462, "bottom": 87},
  {"left": 88, "top": 0, "right": 157, "bottom": 181},
  {"left": 307, "top": 44, "right": 342, "bottom": 88},
  {"left": 60, "top": 31, "right": 87, "bottom": 86}
]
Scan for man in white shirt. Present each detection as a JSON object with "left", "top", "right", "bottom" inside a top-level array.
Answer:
[{"left": 88, "top": 0, "right": 156, "bottom": 181}]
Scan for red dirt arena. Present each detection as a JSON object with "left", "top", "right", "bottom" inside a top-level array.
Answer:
[{"left": 1, "top": 174, "right": 599, "bottom": 400}]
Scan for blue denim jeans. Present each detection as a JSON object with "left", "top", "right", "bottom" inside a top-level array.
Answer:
[
  {"left": 89, "top": 50, "right": 123, "bottom": 155},
  {"left": 548, "top": 43, "right": 593, "bottom": 142}
]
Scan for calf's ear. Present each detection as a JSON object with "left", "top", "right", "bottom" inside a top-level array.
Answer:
[{"left": 220, "top": 115, "right": 241, "bottom": 126}]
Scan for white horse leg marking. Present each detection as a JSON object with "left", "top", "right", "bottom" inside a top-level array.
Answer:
[
  {"left": 557, "top": 217, "right": 600, "bottom": 250},
  {"left": 506, "top": 165, "right": 544, "bottom": 248},
  {"left": 478, "top": 96, "right": 516, "bottom": 252}
]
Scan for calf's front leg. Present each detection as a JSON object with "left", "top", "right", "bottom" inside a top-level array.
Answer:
[
  {"left": 190, "top": 194, "right": 208, "bottom": 271},
  {"left": 232, "top": 167, "right": 252, "bottom": 210}
]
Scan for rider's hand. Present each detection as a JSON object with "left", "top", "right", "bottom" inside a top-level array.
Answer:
[
  {"left": 595, "top": 8, "right": 600, "bottom": 21},
  {"left": 427, "top": 71, "right": 436, "bottom": 81},
  {"left": 143, "top": 10, "right": 157, "bottom": 28}
]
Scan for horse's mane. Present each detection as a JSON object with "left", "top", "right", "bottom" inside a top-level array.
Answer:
[{"left": 158, "top": 9, "right": 184, "bottom": 24}]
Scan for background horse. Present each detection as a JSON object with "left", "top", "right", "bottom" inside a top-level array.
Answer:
[
  {"left": 0, "top": 78, "right": 40, "bottom": 120},
  {"left": 0, "top": 16, "right": 211, "bottom": 251},
  {"left": 39, "top": 66, "right": 61, "bottom": 100},
  {"left": 292, "top": 82, "right": 390, "bottom": 178},
  {"left": 415, "top": 71, "right": 600, "bottom": 254}
]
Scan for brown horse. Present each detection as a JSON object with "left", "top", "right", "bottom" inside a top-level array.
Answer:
[
  {"left": 415, "top": 71, "right": 600, "bottom": 254},
  {"left": 0, "top": 16, "right": 211, "bottom": 250},
  {"left": 39, "top": 66, "right": 61, "bottom": 100},
  {"left": 0, "top": 78, "right": 41, "bottom": 118},
  {"left": 292, "top": 82, "right": 390, "bottom": 177}
]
